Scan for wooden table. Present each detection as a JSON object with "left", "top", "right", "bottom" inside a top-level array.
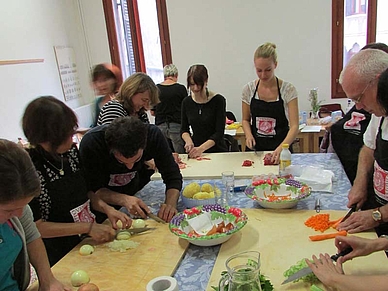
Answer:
[
  {"left": 152, "top": 152, "right": 278, "bottom": 180},
  {"left": 233, "top": 124, "right": 327, "bottom": 153},
  {"left": 207, "top": 209, "right": 388, "bottom": 290}
]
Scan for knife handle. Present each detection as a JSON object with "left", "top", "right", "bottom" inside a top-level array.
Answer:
[{"left": 330, "top": 247, "right": 353, "bottom": 262}]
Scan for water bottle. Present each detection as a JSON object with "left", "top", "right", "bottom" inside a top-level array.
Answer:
[{"left": 279, "top": 144, "right": 292, "bottom": 177}]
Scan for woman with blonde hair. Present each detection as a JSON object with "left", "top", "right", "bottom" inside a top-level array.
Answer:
[
  {"left": 241, "top": 42, "right": 299, "bottom": 163},
  {"left": 97, "top": 72, "right": 159, "bottom": 125}
]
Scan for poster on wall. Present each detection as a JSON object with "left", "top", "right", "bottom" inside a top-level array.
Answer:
[{"left": 54, "top": 46, "right": 82, "bottom": 101}]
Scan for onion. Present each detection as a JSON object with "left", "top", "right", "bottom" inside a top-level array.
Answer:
[
  {"left": 79, "top": 244, "right": 94, "bottom": 256},
  {"left": 116, "top": 220, "right": 123, "bottom": 229},
  {"left": 132, "top": 219, "right": 146, "bottom": 228},
  {"left": 71, "top": 270, "right": 90, "bottom": 287},
  {"left": 77, "top": 283, "right": 99, "bottom": 291},
  {"left": 116, "top": 231, "right": 131, "bottom": 240}
]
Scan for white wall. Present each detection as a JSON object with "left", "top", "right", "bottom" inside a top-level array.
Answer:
[
  {"left": 166, "top": 0, "right": 348, "bottom": 121},
  {"left": 0, "top": 0, "right": 99, "bottom": 141}
]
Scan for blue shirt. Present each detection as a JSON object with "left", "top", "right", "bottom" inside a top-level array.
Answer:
[{"left": 0, "top": 221, "right": 22, "bottom": 291}]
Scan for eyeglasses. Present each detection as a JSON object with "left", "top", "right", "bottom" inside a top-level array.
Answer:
[{"left": 351, "top": 79, "right": 374, "bottom": 104}]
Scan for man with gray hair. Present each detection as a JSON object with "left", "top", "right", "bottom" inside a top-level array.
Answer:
[
  {"left": 338, "top": 49, "right": 388, "bottom": 234},
  {"left": 153, "top": 64, "right": 188, "bottom": 153}
]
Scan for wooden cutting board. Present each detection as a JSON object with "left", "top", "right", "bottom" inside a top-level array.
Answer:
[
  {"left": 152, "top": 152, "right": 278, "bottom": 180},
  {"left": 207, "top": 209, "right": 388, "bottom": 290},
  {"left": 27, "top": 220, "right": 189, "bottom": 291}
]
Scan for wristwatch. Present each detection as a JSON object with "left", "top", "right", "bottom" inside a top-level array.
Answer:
[{"left": 372, "top": 207, "right": 383, "bottom": 223}]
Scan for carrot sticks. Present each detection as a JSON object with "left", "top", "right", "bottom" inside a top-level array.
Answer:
[{"left": 309, "top": 230, "right": 347, "bottom": 241}]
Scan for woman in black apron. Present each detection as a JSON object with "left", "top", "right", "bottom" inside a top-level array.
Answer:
[
  {"left": 242, "top": 42, "right": 299, "bottom": 163},
  {"left": 22, "top": 97, "right": 131, "bottom": 265}
]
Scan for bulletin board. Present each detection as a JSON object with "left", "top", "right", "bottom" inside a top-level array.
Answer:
[{"left": 54, "top": 46, "right": 82, "bottom": 101}]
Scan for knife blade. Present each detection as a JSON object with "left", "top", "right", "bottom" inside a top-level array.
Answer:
[
  {"left": 340, "top": 203, "right": 357, "bottom": 223},
  {"left": 147, "top": 212, "right": 166, "bottom": 224},
  {"left": 116, "top": 227, "right": 155, "bottom": 237},
  {"left": 281, "top": 247, "right": 353, "bottom": 285}
]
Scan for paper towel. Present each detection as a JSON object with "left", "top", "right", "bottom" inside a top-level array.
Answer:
[{"left": 146, "top": 276, "right": 179, "bottom": 291}]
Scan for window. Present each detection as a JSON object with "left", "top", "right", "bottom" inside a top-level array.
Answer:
[
  {"left": 102, "top": 0, "right": 172, "bottom": 83},
  {"left": 331, "top": 0, "right": 376, "bottom": 98}
]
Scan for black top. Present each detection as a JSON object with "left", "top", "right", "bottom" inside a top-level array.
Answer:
[
  {"left": 181, "top": 94, "right": 227, "bottom": 153},
  {"left": 155, "top": 83, "right": 187, "bottom": 125},
  {"left": 28, "top": 144, "right": 95, "bottom": 266},
  {"left": 79, "top": 124, "right": 182, "bottom": 198}
]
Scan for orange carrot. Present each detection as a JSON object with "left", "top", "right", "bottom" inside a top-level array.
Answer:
[
  {"left": 309, "top": 230, "right": 347, "bottom": 241},
  {"left": 329, "top": 217, "right": 344, "bottom": 230},
  {"left": 305, "top": 214, "right": 330, "bottom": 232}
]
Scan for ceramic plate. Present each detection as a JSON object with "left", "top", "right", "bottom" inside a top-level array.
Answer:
[
  {"left": 245, "top": 178, "right": 311, "bottom": 209},
  {"left": 169, "top": 205, "right": 248, "bottom": 246}
]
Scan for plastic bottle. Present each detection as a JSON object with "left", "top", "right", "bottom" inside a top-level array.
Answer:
[{"left": 279, "top": 144, "right": 292, "bottom": 177}]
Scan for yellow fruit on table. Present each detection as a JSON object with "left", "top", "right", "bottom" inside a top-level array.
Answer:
[
  {"left": 215, "top": 187, "right": 222, "bottom": 197},
  {"left": 201, "top": 183, "right": 213, "bottom": 193},
  {"left": 182, "top": 182, "right": 201, "bottom": 198},
  {"left": 193, "top": 191, "right": 214, "bottom": 200}
]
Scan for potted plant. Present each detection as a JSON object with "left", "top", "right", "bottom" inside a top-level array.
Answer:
[{"left": 309, "top": 88, "right": 321, "bottom": 119}]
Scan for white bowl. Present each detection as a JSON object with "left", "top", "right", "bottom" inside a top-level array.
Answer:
[
  {"left": 244, "top": 178, "right": 311, "bottom": 209},
  {"left": 181, "top": 195, "right": 216, "bottom": 208},
  {"left": 169, "top": 205, "right": 248, "bottom": 247}
]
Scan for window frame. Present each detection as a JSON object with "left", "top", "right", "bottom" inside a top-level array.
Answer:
[
  {"left": 331, "top": 0, "right": 377, "bottom": 99},
  {"left": 102, "top": 0, "right": 172, "bottom": 73}
]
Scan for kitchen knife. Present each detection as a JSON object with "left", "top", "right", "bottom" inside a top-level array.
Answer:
[
  {"left": 340, "top": 203, "right": 357, "bottom": 223},
  {"left": 281, "top": 247, "right": 353, "bottom": 285},
  {"left": 116, "top": 227, "right": 156, "bottom": 236},
  {"left": 147, "top": 212, "right": 166, "bottom": 224}
]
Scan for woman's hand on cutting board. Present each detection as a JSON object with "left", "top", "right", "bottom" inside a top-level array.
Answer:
[
  {"left": 106, "top": 207, "right": 132, "bottom": 229},
  {"left": 158, "top": 203, "right": 178, "bottom": 223},
  {"left": 306, "top": 253, "right": 344, "bottom": 287}
]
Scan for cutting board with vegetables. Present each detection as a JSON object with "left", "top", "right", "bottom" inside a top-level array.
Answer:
[
  {"left": 207, "top": 209, "right": 388, "bottom": 290},
  {"left": 27, "top": 220, "right": 189, "bottom": 291},
  {"left": 152, "top": 152, "right": 278, "bottom": 180}
]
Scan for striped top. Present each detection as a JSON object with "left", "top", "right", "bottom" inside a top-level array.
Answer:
[{"left": 97, "top": 100, "right": 149, "bottom": 125}]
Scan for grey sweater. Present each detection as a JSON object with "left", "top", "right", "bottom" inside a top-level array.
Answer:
[{"left": 10, "top": 205, "right": 41, "bottom": 290}]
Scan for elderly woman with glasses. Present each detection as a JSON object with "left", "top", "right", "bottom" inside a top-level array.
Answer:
[{"left": 337, "top": 49, "right": 388, "bottom": 236}]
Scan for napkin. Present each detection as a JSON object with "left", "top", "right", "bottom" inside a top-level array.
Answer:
[{"left": 286, "top": 165, "right": 334, "bottom": 193}]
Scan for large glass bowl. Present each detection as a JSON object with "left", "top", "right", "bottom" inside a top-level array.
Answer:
[{"left": 169, "top": 205, "right": 248, "bottom": 246}]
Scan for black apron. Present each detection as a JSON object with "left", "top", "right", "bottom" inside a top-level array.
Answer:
[
  {"left": 41, "top": 164, "right": 95, "bottom": 266},
  {"left": 373, "top": 117, "right": 388, "bottom": 236},
  {"left": 250, "top": 78, "right": 289, "bottom": 151},
  {"left": 331, "top": 106, "right": 372, "bottom": 184}
]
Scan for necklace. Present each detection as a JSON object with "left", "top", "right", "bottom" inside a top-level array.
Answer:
[
  {"left": 198, "top": 104, "right": 203, "bottom": 115},
  {"left": 46, "top": 155, "right": 64, "bottom": 175}
]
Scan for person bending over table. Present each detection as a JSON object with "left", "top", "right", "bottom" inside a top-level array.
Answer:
[
  {"left": 306, "top": 235, "right": 388, "bottom": 291},
  {"left": 241, "top": 42, "right": 299, "bottom": 164},
  {"left": 91, "top": 63, "right": 123, "bottom": 127},
  {"left": 79, "top": 116, "right": 183, "bottom": 223},
  {"left": 97, "top": 72, "right": 159, "bottom": 126},
  {"left": 0, "top": 139, "right": 70, "bottom": 291},
  {"left": 181, "top": 64, "right": 228, "bottom": 158},
  {"left": 22, "top": 97, "right": 130, "bottom": 266},
  {"left": 337, "top": 50, "right": 388, "bottom": 236}
]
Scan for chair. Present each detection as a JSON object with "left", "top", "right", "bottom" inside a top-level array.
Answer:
[
  {"left": 224, "top": 134, "right": 239, "bottom": 152},
  {"left": 318, "top": 103, "right": 344, "bottom": 118},
  {"left": 226, "top": 111, "right": 237, "bottom": 122}
]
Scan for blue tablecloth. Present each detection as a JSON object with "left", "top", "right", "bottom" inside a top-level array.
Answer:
[{"left": 136, "top": 153, "right": 351, "bottom": 290}]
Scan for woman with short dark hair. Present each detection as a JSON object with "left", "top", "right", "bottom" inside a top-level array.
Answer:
[{"left": 22, "top": 96, "right": 131, "bottom": 265}]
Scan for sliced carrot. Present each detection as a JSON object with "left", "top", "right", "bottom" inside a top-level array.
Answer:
[
  {"left": 330, "top": 217, "right": 344, "bottom": 230},
  {"left": 328, "top": 217, "right": 344, "bottom": 226},
  {"left": 309, "top": 230, "right": 347, "bottom": 241},
  {"left": 305, "top": 214, "right": 330, "bottom": 232}
]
